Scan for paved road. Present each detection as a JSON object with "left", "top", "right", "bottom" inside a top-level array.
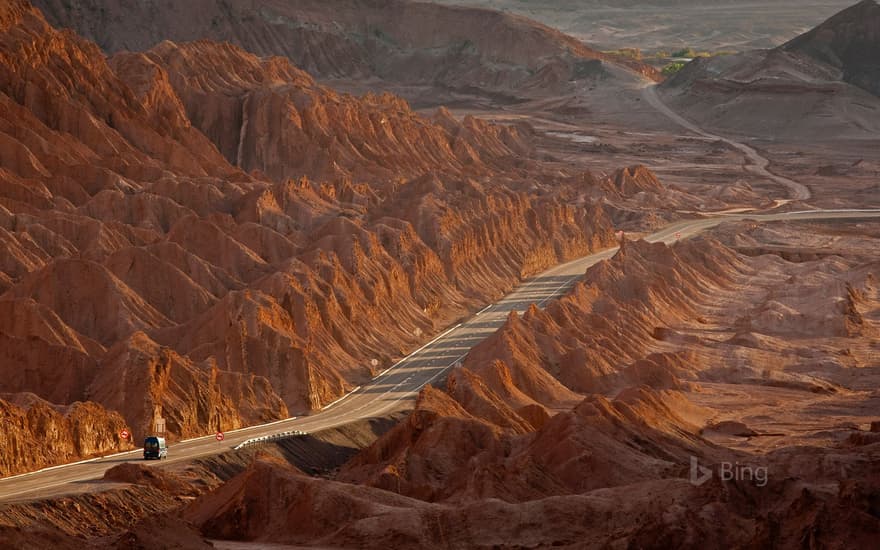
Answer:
[
  {"left": 641, "top": 84, "right": 812, "bottom": 201},
  {"left": 2, "top": 208, "right": 879, "bottom": 503}
]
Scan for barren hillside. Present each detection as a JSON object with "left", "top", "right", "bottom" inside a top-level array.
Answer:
[
  {"left": 658, "top": 1, "right": 880, "bottom": 139},
  {"left": 32, "top": 0, "right": 658, "bottom": 100},
  {"left": 782, "top": 0, "right": 880, "bottom": 96},
  {"left": 430, "top": 0, "right": 856, "bottom": 52}
]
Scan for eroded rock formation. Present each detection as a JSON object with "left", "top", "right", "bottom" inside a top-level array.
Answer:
[{"left": 0, "top": 1, "right": 636, "bottom": 474}]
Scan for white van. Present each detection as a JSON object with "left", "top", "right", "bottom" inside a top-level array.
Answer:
[{"left": 143, "top": 436, "right": 168, "bottom": 460}]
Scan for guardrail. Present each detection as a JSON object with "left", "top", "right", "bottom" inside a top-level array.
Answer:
[{"left": 233, "top": 430, "right": 309, "bottom": 450}]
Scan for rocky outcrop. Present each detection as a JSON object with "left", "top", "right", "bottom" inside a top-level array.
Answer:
[
  {"left": 338, "top": 384, "right": 715, "bottom": 502},
  {"left": 90, "top": 332, "right": 288, "bottom": 441},
  {"left": 184, "top": 447, "right": 880, "bottom": 549},
  {"left": 115, "top": 39, "right": 535, "bottom": 184},
  {"left": 333, "top": 241, "right": 743, "bottom": 502},
  {"left": 337, "top": 234, "right": 864, "bottom": 503},
  {"left": 462, "top": 238, "right": 744, "bottom": 401},
  {"left": 0, "top": 395, "right": 130, "bottom": 476}
]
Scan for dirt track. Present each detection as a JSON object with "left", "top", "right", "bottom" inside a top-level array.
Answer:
[{"left": 642, "top": 84, "right": 812, "bottom": 201}]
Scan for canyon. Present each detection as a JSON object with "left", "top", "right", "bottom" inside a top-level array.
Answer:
[{"left": 1, "top": 0, "right": 878, "bottom": 548}]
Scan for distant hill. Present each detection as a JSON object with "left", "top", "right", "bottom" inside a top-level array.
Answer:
[
  {"left": 781, "top": 0, "right": 880, "bottom": 96},
  {"left": 31, "top": 0, "right": 656, "bottom": 99},
  {"left": 429, "top": 0, "right": 856, "bottom": 52},
  {"left": 658, "top": 0, "right": 880, "bottom": 139}
]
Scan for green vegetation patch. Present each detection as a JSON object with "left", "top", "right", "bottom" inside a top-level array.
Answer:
[{"left": 662, "top": 62, "right": 686, "bottom": 76}]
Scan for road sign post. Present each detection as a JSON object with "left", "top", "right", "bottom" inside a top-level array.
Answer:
[{"left": 216, "top": 431, "right": 225, "bottom": 442}]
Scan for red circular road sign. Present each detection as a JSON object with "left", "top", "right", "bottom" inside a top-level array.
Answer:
[
  {"left": 119, "top": 429, "right": 130, "bottom": 440},
  {"left": 675, "top": 232, "right": 682, "bottom": 239},
  {"left": 215, "top": 431, "right": 225, "bottom": 441}
]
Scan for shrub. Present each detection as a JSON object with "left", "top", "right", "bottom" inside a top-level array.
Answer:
[
  {"left": 662, "top": 62, "right": 686, "bottom": 76},
  {"left": 671, "top": 48, "right": 696, "bottom": 59}
]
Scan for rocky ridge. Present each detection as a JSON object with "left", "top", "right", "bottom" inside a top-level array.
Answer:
[{"left": 337, "top": 238, "right": 745, "bottom": 501}]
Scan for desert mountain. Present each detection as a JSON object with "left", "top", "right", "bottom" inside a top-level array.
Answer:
[
  {"left": 0, "top": 1, "right": 670, "bottom": 475},
  {"left": 659, "top": 0, "right": 880, "bottom": 139},
  {"left": 331, "top": 223, "right": 877, "bottom": 512},
  {"left": 782, "top": 0, "right": 880, "bottom": 97},
  {"left": 32, "top": 0, "right": 657, "bottom": 101},
  {"left": 430, "top": 0, "right": 859, "bottom": 54}
]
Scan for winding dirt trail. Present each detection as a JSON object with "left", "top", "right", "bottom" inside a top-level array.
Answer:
[{"left": 642, "top": 84, "right": 812, "bottom": 201}]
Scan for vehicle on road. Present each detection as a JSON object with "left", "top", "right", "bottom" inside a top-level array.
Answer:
[{"left": 143, "top": 436, "right": 168, "bottom": 460}]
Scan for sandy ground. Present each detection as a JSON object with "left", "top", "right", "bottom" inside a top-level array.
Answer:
[
  {"left": 664, "top": 220, "right": 880, "bottom": 454},
  {"left": 753, "top": 139, "right": 880, "bottom": 209}
]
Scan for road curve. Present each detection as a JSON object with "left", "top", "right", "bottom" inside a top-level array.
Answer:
[
  {"left": 2, "top": 208, "right": 879, "bottom": 503},
  {"left": 641, "top": 84, "right": 812, "bottom": 201}
]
